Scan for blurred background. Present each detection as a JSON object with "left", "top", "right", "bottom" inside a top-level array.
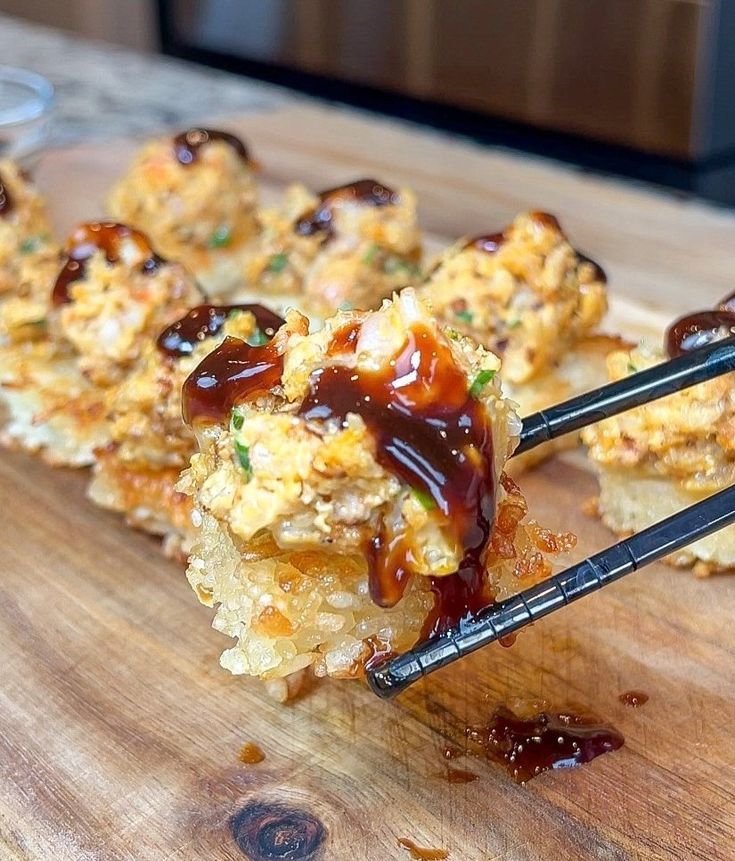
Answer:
[{"left": 4, "top": 0, "right": 735, "bottom": 202}]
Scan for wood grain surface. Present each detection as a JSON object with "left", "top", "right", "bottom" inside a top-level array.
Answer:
[{"left": 2, "top": 103, "right": 734, "bottom": 861}]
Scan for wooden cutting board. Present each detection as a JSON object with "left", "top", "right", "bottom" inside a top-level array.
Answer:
[{"left": 2, "top": 102, "right": 734, "bottom": 861}]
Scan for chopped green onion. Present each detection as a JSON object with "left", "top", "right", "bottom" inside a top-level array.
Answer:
[
  {"left": 208, "top": 225, "right": 232, "bottom": 248},
  {"left": 246, "top": 328, "right": 268, "bottom": 346},
  {"left": 231, "top": 410, "right": 244, "bottom": 431},
  {"left": 445, "top": 327, "right": 461, "bottom": 341},
  {"left": 627, "top": 362, "right": 637, "bottom": 374},
  {"left": 19, "top": 234, "right": 49, "bottom": 254},
  {"left": 234, "top": 439, "right": 251, "bottom": 476},
  {"left": 411, "top": 487, "right": 435, "bottom": 511},
  {"left": 362, "top": 244, "right": 380, "bottom": 265},
  {"left": 383, "top": 256, "right": 421, "bottom": 276},
  {"left": 267, "top": 252, "right": 288, "bottom": 273},
  {"left": 469, "top": 369, "right": 496, "bottom": 398},
  {"left": 455, "top": 308, "right": 474, "bottom": 324}
]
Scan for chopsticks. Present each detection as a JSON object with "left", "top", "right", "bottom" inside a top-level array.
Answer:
[
  {"left": 516, "top": 333, "right": 735, "bottom": 455},
  {"left": 366, "top": 335, "right": 735, "bottom": 698}
]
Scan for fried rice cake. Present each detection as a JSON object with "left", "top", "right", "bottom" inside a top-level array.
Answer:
[
  {"left": 0, "top": 221, "right": 202, "bottom": 466},
  {"left": 177, "top": 290, "right": 575, "bottom": 690}
]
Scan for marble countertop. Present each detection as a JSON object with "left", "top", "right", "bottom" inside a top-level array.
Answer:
[{"left": 0, "top": 14, "right": 295, "bottom": 146}]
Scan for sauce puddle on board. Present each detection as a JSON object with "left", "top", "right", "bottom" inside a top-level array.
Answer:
[
  {"left": 237, "top": 742, "right": 265, "bottom": 764},
  {"left": 618, "top": 690, "right": 649, "bottom": 708},
  {"left": 465, "top": 704, "right": 624, "bottom": 784}
]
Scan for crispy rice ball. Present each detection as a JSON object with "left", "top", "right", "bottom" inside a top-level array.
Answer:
[
  {"left": 179, "top": 291, "right": 575, "bottom": 680},
  {"left": 418, "top": 211, "right": 608, "bottom": 385},
  {"left": 238, "top": 179, "right": 422, "bottom": 318},
  {"left": 0, "top": 222, "right": 202, "bottom": 466},
  {"left": 582, "top": 343, "right": 735, "bottom": 573},
  {"left": 0, "top": 159, "right": 57, "bottom": 299},
  {"left": 108, "top": 128, "right": 258, "bottom": 296},
  {"left": 88, "top": 304, "right": 282, "bottom": 556}
]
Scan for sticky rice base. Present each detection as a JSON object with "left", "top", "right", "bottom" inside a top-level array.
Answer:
[
  {"left": 506, "top": 334, "right": 627, "bottom": 474},
  {"left": 594, "top": 465, "right": 735, "bottom": 574},
  {"left": 0, "top": 344, "right": 108, "bottom": 467}
]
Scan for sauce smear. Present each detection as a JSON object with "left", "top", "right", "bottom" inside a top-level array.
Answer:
[
  {"left": 52, "top": 221, "right": 162, "bottom": 305},
  {"left": 295, "top": 178, "right": 398, "bottom": 237},
  {"left": 173, "top": 128, "right": 249, "bottom": 165},
  {"left": 466, "top": 705, "right": 624, "bottom": 783},
  {"left": 157, "top": 303, "right": 284, "bottom": 357},
  {"left": 298, "top": 323, "right": 496, "bottom": 626},
  {"left": 397, "top": 838, "right": 449, "bottom": 860},
  {"left": 441, "top": 766, "right": 478, "bottom": 784}
]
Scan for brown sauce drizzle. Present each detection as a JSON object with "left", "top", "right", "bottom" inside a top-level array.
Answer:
[
  {"left": 666, "top": 309, "right": 735, "bottom": 357},
  {"left": 363, "top": 635, "right": 397, "bottom": 673},
  {"left": 52, "top": 221, "right": 162, "bottom": 306},
  {"left": 294, "top": 178, "right": 399, "bottom": 237},
  {"left": 461, "top": 215, "right": 606, "bottom": 282},
  {"left": 173, "top": 127, "right": 249, "bottom": 166},
  {"left": 182, "top": 335, "right": 284, "bottom": 425},
  {"left": 466, "top": 705, "right": 624, "bottom": 784},
  {"left": 157, "top": 303, "right": 285, "bottom": 358},
  {"left": 529, "top": 210, "right": 562, "bottom": 231},
  {"left": 575, "top": 250, "right": 607, "bottom": 283},
  {"left": 238, "top": 742, "right": 265, "bottom": 764},
  {"left": 0, "top": 171, "right": 13, "bottom": 215},
  {"left": 397, "top": 838, "right": 448, "bottom": 860},
  {"left": 298, "top": 323, "right": 496, "bottom": 628},
  {"left": 618, "top": 690, "right": 649, "bottom": 708},
  {"left": 463, "top": 232, "right": 505, "bottom": 254}
]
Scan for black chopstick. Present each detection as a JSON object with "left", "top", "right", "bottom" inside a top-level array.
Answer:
[
  {"left": 367, "top": 483, "right": 735, "bottom": 698},
  {"left": 515, "top": 334, "right": 735, "bottom": 455}
]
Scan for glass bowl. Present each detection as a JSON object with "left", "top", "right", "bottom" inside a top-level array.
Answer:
[{"left": 0, "top": 66, "right": 54, "bottom": 167}]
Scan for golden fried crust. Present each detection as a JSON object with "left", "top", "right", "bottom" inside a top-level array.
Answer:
[
  {"left": 89, "top": 450, "right": 193, "bottom": 535},
  {"left": 239, "top": 183, "right": 422, "bottom": 317},
  {"left": 0, "top": 340, "right": 109, "bottom": 466},
  {"left": 108, "top": 137, "right": 258, "bottom": 294},
  {"left": 418, "top": 211, "right": 607, "bottom": 384}
]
